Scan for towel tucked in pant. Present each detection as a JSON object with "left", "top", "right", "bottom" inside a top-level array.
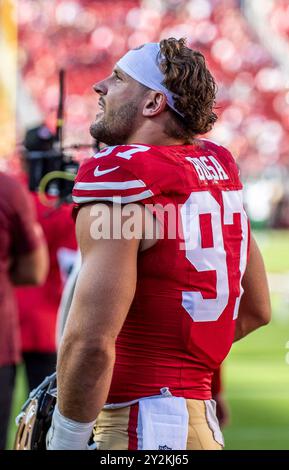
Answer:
[{"left": 93, "top": 397, "right": 223, "bottom": 450}]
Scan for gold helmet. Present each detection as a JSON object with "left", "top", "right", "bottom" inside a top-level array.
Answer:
[{"left": 14, "top": 373, "right": 57, "bottom": 450}]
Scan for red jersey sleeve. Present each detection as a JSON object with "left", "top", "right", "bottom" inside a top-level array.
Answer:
[{"left": 72, "top": 145, "right": 159, "bottom": 209}]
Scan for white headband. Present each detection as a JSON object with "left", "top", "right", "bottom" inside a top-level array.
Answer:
[{"left": 117, "top": 43, "right": 184, "bottom": 118}]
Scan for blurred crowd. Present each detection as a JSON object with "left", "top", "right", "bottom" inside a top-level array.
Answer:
[
  {"left": 17, "top": 0, "right": 289, "bottom": 167},
  {"left": 267, "top": 0, "right": 289, "bottom": 41},
  {"left": 16, "top": 0, "right": 289, "bottom": 226}
]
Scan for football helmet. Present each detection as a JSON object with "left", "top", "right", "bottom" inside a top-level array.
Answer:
[{"left": 14, "top": 372, "right": 57, "bottom": 450}]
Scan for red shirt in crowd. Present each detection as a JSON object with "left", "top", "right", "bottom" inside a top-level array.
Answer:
[
  {"left": 0, "top": 173, "right": 40, "bottom": 367},
  {"left": 16, "top": 194, "right": 77, "bottom": 353}
]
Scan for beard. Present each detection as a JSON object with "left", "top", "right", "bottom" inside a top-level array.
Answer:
[{"left": 89, "top": 101, "right": 139, "bottom": 146}]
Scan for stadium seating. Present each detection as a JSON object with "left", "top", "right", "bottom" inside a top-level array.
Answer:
[{"left": 18, "top": 0, "right": 289, "bottom": 177}]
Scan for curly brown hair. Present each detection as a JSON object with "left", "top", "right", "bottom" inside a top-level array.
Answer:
[{"left": 158, "top": 37, "right": 218, "bottom": 140}]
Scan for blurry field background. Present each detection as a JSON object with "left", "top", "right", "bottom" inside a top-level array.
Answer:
[
  {"left": 7, "top": 229, "right": 289, "bottom": 450},
  {"left": 223, "top": 229, "right": 289, "bottom": 450}
]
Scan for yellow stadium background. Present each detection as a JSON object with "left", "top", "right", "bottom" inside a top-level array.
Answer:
[{"left": 0, "top": 0, "right": 17, "bottom": 160}]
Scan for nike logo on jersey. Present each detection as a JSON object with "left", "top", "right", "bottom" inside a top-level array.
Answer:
[{"left": 94, "top": 165, "right": 120, "bottom": 177}]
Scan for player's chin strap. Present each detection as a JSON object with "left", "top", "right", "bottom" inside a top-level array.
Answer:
[{"left": 46, "top": 404, "right": 96, "bottom": 451}]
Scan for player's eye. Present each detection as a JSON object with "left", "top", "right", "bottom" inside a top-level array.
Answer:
[{"left": 114, "top": 71, "right": 122, "bottom": 81}]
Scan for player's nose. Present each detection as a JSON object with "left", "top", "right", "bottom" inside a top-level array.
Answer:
[{"left": 93, "top": 80, "right": 107, "bottom": 95}]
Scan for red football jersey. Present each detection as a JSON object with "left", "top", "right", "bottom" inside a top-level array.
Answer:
[{"left": 73, "top": 140, "right": 250, "bottom": 402}]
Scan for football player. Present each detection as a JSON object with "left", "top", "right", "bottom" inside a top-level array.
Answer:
[{"left": 47, "top": 38, "right": 271, "bottom": 450}]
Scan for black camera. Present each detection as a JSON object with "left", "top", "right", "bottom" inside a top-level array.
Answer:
[{"left": 23, "top": 125, "right": 79, "bottom": 202}]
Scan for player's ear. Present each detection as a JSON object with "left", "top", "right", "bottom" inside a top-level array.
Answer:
[{"left": 142, "top": 91, "right": 167, "bottom": 117}]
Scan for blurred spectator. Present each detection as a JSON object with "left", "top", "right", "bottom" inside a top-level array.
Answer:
[
  {"left": 15, "top": 126, "right": 78, "bottom": 391},
  {"left": 15, "top": 196, "right": 77, "bottom": 390},
  {"left": 244, "top": 165, "right": 289, "bottom": 229},
  {"left": 0, "top": 172, "right": 48, "bottom": 450},
  {"left": 271, "top": 195, "right": 289, "bottom": 229}
]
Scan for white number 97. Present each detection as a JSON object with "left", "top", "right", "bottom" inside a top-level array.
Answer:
[{"left": 181, "top": 190, "right": 248, "bottom": 322}]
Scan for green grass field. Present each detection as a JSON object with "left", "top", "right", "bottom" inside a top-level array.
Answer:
[
  {"left": 223, "top": 308, "right": 289, "bottom": 449},
  {"left": 7, "top": 230, "right": 289, "bottom": 450},
  {"left": 223, "top": 230, "right": 289, "bottom": 450}
]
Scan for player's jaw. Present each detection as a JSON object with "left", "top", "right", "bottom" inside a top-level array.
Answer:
[{"left": 89, "top": 100, "right": 139, "bottom": 146}]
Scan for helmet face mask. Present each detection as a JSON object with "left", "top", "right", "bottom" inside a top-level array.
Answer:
[{"left": 14, "top": 373, "right": 57, "bottom": 450}]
